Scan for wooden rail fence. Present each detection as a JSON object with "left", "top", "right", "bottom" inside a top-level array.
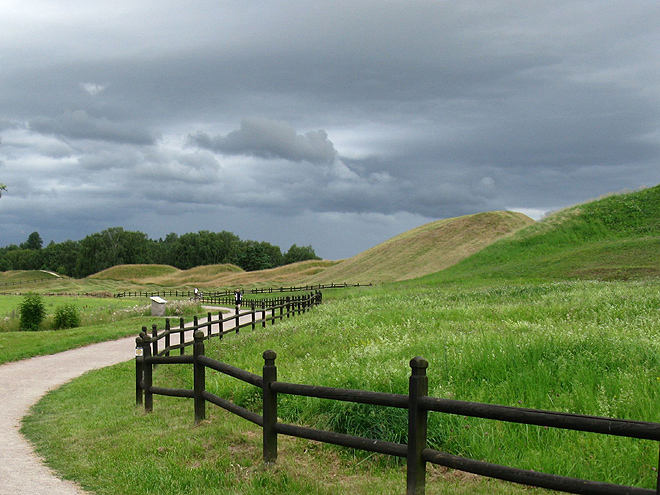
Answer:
[
  {"left": 136, "top": 325, "right": 660, "bottom": 495},
  {"left": 116, "top": 282, "right": 369, "bottom": 299}
]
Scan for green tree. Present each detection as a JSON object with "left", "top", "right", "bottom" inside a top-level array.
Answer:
[
  {"left": 170, "top": 230, "right": 240, "bottom": 269},
  {"left": 75, "top": 227, "right": 153, "bottom": 277},
  {"left": 236, "top": 241, "right": 276, "bottom": 271},
  {"left": 284, "top": 244, "right": 321, "bottom": 265},
  {"left": 42, "top": 240, "right": 79, "bottom": 276},
  {"left": 22, "top": 231, "right": 43, "bottom": 250},
  {"left": 19, "top": 292, "right": 46, "bottom": 331}
]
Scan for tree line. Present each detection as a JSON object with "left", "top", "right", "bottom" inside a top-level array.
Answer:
[{"left": 0, "top": 228, "right": 320, "bottom": 278}]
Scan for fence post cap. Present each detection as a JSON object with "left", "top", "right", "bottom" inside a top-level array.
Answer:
[
  {"left": 263, "top": 349, "right": 277, "bottom": 361},
  {"left": 194, "top": 329, "right": 205, "bottom": 340},
  {"left": 410, "top": 356, "right": 428, "bottom": 371}
]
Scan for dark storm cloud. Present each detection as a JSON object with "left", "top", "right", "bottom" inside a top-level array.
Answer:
[
  {"left": 1, "top": 1, "right": 660, "bottom": 259},
  {"left": 28, "top": 110, "right": 156, "bottom": 145},
  {"left": 188, "top": 118, "right": 338, "bottom": 164}
]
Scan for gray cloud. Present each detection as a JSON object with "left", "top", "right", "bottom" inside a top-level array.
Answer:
[
  {"left": 1, "top": 1, "right": 660, "bottom": 259},
  {"left": 189, "top": 118, "right": 338, "bottom": 165},
  {"left": 28, "top": 110, "right": 155, "bottom": 145}
]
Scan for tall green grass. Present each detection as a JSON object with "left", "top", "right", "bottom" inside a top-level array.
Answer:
[
  {"left": 198, "top": 280, "right": 660, "bottom": 489},
  {"left": 22, "top": 280, "right": 660, "bottom": 492}
]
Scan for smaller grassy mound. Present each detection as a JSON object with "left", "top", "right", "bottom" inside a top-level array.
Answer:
[
  {"left": 157, "top": 264, "right": 244, "bottom": 287},
  {"left": 428, "top": 185, "right": 660, "bottom": 283},
  {"left": 91, "top": 264, "right": 180, "bottom": 282},
  {"left": 305, "top": 211, "right": 534, "bottom": 284},
  {"left": 209, "top": 260, "right": 341, "bottom": 289},
  {"left": 0, "top": 270, "right": 61, "bottom": 285}
]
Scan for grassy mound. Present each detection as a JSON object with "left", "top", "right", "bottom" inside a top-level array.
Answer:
[
  {"left": 426, "top": 185, "right": 660, "bottom": 284},
  {"left": 0, "top": 270, "right": 61, "bottom": 284},
  {"left": 90, "top": 264, "right": 181, "bottom": 282},
  {"left": 305, "top": 211, "right": 534, "bottom": 284}
]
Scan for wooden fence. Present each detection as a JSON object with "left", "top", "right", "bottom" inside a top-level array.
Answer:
[
  {"left": 136, "top": 326, "right": 660, "bottom": 495},
  {"left": 116, "top": 282, "right": 369, "bottom": 299}
]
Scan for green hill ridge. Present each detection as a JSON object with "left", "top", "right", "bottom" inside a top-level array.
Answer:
[{"left": 426, "top": 185, "right": 660, "bottom": 283}]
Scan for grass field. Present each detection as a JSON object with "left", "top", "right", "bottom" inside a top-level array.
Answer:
[
  {"left": 10, "top": 185, "right": 660, "bottom": 494},
  {"left": 20, "top": 279, "right": 660, "bottom": 493}
]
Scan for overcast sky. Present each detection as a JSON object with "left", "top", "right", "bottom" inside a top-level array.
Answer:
[{"left": 1, "top": 1, "right": 659, "bottom": 260}]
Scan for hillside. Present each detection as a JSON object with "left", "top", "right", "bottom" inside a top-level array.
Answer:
[
  {"left": 7, "top": 184, "right": 658, "bottom": 291},
  {"left": 87, "top": 260, "right": 340, "bottom": 289},
  {"left": 425, "top": 185, "right": 660, "bottom": 283},
  {"left": 0, "top": 212, "right": 534, "bottom": 290},
  {"left": 304, "top": 211, "right": 535, "bottom": 284}
]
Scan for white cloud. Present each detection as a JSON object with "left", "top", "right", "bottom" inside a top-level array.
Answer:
[{"left": 80, "top": 83, "right": 108, "bottom": 96}]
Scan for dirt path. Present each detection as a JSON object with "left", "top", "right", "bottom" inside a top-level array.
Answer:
[
  {"left": 0, "top": 307, "right": 245, "bottom": 495},
  {"left": 0, "top": 336, "right": 136, "bottom": 494}
]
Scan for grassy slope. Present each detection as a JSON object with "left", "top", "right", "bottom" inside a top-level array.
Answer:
[
  {"left": 423, "top": 185, "right": 660, "bottom": 284},
  {"left": 305, "top": 211, "right": 534, "bottom": 284}
]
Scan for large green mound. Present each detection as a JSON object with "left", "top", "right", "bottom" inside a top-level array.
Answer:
[
  {"left": 305, "top": 211, "right": 535, "bottom": 284},
  {"left": 428, "top": 185, "right": 660, "bottom": 283}
]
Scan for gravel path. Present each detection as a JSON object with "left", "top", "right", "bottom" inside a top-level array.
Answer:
[
  {"left": 0, "top": 306, "right": 245, "bottom": 495},
  {"left": 0, "top": 336, "right": 136, "bottom": 495}
]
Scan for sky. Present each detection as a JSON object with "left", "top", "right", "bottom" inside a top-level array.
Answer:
[{"left": 1, "top": 1, "right": 659, "bottom": 260}]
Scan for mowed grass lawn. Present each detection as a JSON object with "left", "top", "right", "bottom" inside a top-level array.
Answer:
[
  {"left": 21, "top": 279, "right": 660, "bottom": 494},
  {"left": 0, "top": 295, "right": 151, "bottom": 363}
]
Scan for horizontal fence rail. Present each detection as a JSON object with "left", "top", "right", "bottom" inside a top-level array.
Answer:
[
  {"left": 136, "top": 334, "right": 660, "bottom": 495},
  {"left": 135, "top": 291, "right": 321, "bottom": 361},
  {"left": 0, "top": 277, "right": 53, "bottom": 287},
  {"left": 116, "top": 282, "right": 369, "bottom": 299}
]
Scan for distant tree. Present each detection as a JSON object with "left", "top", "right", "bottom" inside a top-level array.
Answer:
[
  {"left": 22, "top": 231, "right": 43, "bottom": 250},
  {"left": 3, "top": 248, "right": 42, "bottom": 270},
  {"left": 235, "top": 240, "right": 283, "bottom": 271},
  {"left": 42, "top": 239, "right": 79, "bottom": 276},
  {"left": 170, "top": 230, "right": 241, "bottom": 269},
  {"left": 75, "top": 227, "right": 153, "bottom": 277},
  {"left": 284, "top": 244, "right": 321, "bottom": 265}
]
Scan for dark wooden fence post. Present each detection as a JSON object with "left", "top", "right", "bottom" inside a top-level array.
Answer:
[
  {"left": 407, "top": 357, "right": 429, "bottom": 495},
  {"left": 286, "top": 296, "right": 291, "bottom": 318},
  {"left": 151, "top": 323, "right": 158, "bottom": 358},
  {"left": 179, "top": 317, "right": 185, "bottom": 355},
  {"left": 193, "top": 330, "right": 206, "bottom": 424},
  {"left": 262, "top": 303, "right": 266, "bottom": 329},
  {"left": 251, "top": 303, "right": 256, "bottom": 330},
  {"left": 263, "top": 350, "right": 278, "bottom": 464},
  {"left": 235, "top": 306, "right": 240, "bottom": 333},
  {"left": 165, "top": 318, "right": 171, "bottom": 357},
  {"left": 143, "top": 332, "right": 154, "bottom": 413},
  {"left": 218, "top": 312, "right": 224, "bottom": 339},
  {"left": 135, "top": 334, "right": 144, "bottom": 406},
  {"left": 207, "top": 312, "right": 212, "bottom": 338}
]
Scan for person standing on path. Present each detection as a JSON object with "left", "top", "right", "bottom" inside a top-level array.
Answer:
[{"left": 234, "top": 288, "right": 242, "bottom": 308}]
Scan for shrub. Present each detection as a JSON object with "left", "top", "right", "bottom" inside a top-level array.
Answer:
[
  {"left": 53, "top": 303, "right": 81, "bottom": 330},
  {"left": 19, "top": 292, "right": 46, "bottom": 331}
]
